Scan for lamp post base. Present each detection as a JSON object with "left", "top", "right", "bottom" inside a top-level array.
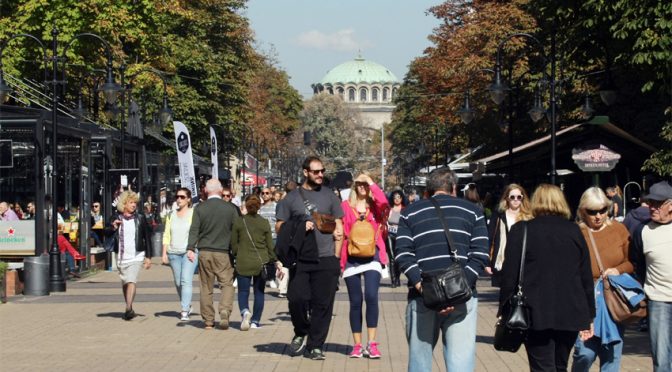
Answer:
[{"left": 48, "top": 251, "right": 66, "bottom": 292}]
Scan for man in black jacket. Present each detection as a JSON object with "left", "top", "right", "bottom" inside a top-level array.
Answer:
[{"left": 276, "top": 156, "right": 344, "bottom": 360}]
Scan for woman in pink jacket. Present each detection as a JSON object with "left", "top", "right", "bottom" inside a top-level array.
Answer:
[{"left": 340, "top": 174, "right": 389, "bottom": 359}]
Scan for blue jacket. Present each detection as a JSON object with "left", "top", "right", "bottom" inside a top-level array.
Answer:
[
  {"left": 594, "top": 278, "right": 622, "bottom": 346},
  {"left": 608, "top": 274, "right": 646, "bottom": 309}
]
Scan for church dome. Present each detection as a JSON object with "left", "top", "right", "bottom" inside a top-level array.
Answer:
[{"left": 319, "top": 57, "right": 398, "bottom": 85}]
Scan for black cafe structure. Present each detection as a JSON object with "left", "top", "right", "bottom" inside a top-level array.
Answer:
[{"left": 470, "top": 116, "right": 657, "bottom": 211}]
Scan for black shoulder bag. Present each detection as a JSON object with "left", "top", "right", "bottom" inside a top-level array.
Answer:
[
  {"left": 494, "top": 222, "right": 530, "bottom": 352},
  {"left": 420, "top": 197, "right": 473, "bottom": 310}
]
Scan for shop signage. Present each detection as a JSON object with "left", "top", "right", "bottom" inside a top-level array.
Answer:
[
  {"left": 0, "top": 221, "right": 36, "bottom": 255},
  {"left": 0, "top": 139, "right": 13, "bottom": 168},
  {"left": 572, "top": 144, "right": 621, "bottom": 172}
]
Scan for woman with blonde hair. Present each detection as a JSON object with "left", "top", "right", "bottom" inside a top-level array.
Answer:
[
  {"left": 105, "top": 190, "right": 153, "bottom": 321},
  {"left": 162, "top": 187, "right": 198, "bottom": 321},
  {"left": 340, "top": 174, "right": 389, "bottom": 359},
  {"left": 487, "top": 183, "right": 532, "bottom": 286},
  {"left": 499, "top": 184, "right": 594, "bottom": 371},
  {"left": 572, "top": 187, "right": 633, "bottom": 372}
]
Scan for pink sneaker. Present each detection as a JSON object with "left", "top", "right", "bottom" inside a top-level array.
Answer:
[
  {"left": 367, "top": 341, "right": 381, "bottom": 359},
  {"left": 349, "top": 343, "right": 364, "bottom": 358}
]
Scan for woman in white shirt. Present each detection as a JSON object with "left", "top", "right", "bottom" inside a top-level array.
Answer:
[{"left": 162, "top": 187, "right": 197, "bottom": 321}]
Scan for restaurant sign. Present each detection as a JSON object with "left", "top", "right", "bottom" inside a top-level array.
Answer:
[
  {"left": 0, "top": 220, "right": 36, "bottom": 255},
  {"left": 572, "top": 144, "right": 621, "bottom": 172}
]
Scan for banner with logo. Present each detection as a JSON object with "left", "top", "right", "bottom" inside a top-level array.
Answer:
[
  {"left": 244, "top": 152, "right": 258, "bottom": 170},
  {"left": 173, "top": 121, "right": 198, "bottom": 201},
  {"left": 210, "top": 126, "right": 219, "bottom": 179},
  {"left": 0, "top": 221, "right": 35, "bottom": 255}
]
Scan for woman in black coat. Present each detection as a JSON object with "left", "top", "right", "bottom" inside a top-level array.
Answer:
[{"left": 499, "top": 184, "right": 595, "bottom": 372}]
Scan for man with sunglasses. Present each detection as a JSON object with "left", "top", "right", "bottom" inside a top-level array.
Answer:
[
  {"left": 276, "top": 156, "right": 344, "bottom": 360},
  {"left": 630, "top": 181, "right": 672, "bottom": 372}
]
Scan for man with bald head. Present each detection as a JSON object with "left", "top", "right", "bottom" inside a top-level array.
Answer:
[
  {"left": 0, "top": 201, "right": 20, "bottom": 221},
  {"left": 187, "top": 179, "right": 238, "bottom": 330}
]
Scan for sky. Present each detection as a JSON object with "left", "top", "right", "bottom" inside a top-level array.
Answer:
[{"left": 244, "top": 1, "right": 442, "bottom": 98}]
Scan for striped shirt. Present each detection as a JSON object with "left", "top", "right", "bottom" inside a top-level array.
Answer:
[{"left": 394, "top": 194, "right": 489, "bottom": 290}]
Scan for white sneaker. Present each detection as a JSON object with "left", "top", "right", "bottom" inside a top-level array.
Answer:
[
  {"left": 233, "top": 279, "right": 238, "bottom": 288},
  {"left": 250, "top": 322, "right": 260, "bottom": 329},
  {"left": 269, "top": 281, "right": 278, "bottom": 289},
  {"left": 180, "top": 311, "right": 189, "bottom": 321},
  {"left": 240, "top": 310, "right": 251, "bottom": 331}
]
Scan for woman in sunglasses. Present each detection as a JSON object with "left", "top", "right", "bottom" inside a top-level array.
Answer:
[
  {"left": 487, "top": 183, "right": 532, "bottom": 287},
  {"left": 572, "top": 187, "right": 633, "bottom": 372},
  {"left": 162, "top": 187, "right": 198, "bottom": 321},
  {"left": 386, "top": 190, "right": 406, "bottom": 288},
  {"left": 340, "top": 174, "right": 389, "bottom": 359}
]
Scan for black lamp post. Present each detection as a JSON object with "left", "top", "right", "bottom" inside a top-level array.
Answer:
[
  {"left": 0, "top": 28, "right": 120, "bottom": 292},
  {"left": 125, "top": 67, "right": 172, "bottom": 132},
  {"left": 488, "top": 30, "right": 559, "bottom": 184}
]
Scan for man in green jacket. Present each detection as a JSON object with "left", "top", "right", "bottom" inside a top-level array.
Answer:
[{"left": 187, "top": 179, "right": 238, "bottom": 330}]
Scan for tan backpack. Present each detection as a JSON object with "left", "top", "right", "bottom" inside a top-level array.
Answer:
[{"left": 347, "top": 209, "right": 378, "bottom": 258}]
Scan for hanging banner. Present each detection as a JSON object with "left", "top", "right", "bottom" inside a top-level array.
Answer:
[
  {"left": 210, "top": 126, "right": 219, "bottom": 179},
  {"left": 244, "top": 152, "right": 258, "bottom": 170},
  {"left": 173, "top": 121, "right": 198, "bottom": 201}
]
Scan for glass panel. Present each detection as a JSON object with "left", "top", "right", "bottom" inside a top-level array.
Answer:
[
  {"left": 372, "top": 88, "right": 379, "bottom": 102},
  {"left": 360, "top": 88, "right": 367, "bottom": 102},
  {"left": 348, "top": 88, "right": 355, "bottom": 102}
]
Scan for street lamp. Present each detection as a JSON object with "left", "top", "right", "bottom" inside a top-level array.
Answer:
[
  {"left": 0, "top": 28, "right": 120, "bottom": 292},
  {"left": 489, "top": 30, "right": 559, "bottom": 184}
]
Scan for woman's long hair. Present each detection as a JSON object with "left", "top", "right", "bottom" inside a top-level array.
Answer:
[
  {"left": 530, "top": 184, "right": 572, "bottom": 219},
  {"left": 497, "top": 183, "right": 533, "bottom": 222}
]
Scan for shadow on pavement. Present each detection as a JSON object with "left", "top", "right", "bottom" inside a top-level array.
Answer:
[
  {"left": 253, "top": 342, "right": 350, "bottom": 356},
  {"left": 268, "top": 311, "right": 291, "bottom": 322},
  {"left": 154, "top": 310, "right": 202, "bottom": 318},
  {"left": 96, "top": 312, "right": 145, "bottom": 319},
  {"left": 477, "top": 335, "right": 495, "bottom": 345},
  {"left": 622, "top": 327, "right": 652, "bottom": 357}
]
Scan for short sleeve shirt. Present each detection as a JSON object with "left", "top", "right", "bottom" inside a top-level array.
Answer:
[{"left": 276, "top": 185, "right": 344, "bottom": 257}]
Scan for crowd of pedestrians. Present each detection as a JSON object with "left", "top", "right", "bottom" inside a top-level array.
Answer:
[{"left": 83, "top": 157, "right": 671, "bottom": 371}]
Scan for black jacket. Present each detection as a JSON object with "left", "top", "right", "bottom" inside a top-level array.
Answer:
[
  {"left": 104, "top": 213, "right": 153, "bottom": 258},
  {"left": 275, "top": 217, "right": 319, "bottom": 267},
  {"left": 487, "top": 209, "right": 512, "bottom": 286},
  {"left": 499, "top": 216, "right": 595, "bottom": 331}
]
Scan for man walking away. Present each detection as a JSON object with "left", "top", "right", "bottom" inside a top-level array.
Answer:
[
  {"left": 395, "top": 168, "right": 489, "bottom": 372},
  {"left": 630, "top": 181, "right": 672, "bottom": 372},
  {"left": 187, "top": 179, "right": 238, "bottom": 330},
  {"left": 276, "top": 156, "right": 344, "bottom": 360}
]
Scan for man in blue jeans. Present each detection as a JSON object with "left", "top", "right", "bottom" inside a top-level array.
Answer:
[
  {"left": 631, "top": 181, "right": 672, "bottom": 372},
  {"left": 395, "top": 169, "right": 489, "bottom": 372}
]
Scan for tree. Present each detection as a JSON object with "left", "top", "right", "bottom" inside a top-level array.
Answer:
[{"left": 300, "top": 93, "right": 364, "bottom": 171}]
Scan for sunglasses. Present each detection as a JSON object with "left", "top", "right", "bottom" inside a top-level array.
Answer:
[
  {"left": 586, "top": 207, "right": 609, "bottom": 216},
  {"left": 222, "top": 194, "right": 232, "bottom": 198},
  {"left": 308, "top": 168, "right": 325, "bottom": 175},
  {"left": 176, "top": 195, "right": 188, "bottom": 200},
  {"left": 508, "top": 195, "right": 523, "bottom": 201},
  {"left": 262, "top": 192, "right": 271, "bottom": 195},
  {"left": 355, "top": 182, "right": 369, "bottom": 188}
]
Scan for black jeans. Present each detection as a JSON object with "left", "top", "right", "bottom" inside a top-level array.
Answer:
[
  {"left": 287, "top": 256, "right": 340, "bottom": 350},
  {"left": 524, "top": 329, "right": 578, "bottom": 372},
  {"left": 386, "top": 234, "right": 401, "bottom": 286}
]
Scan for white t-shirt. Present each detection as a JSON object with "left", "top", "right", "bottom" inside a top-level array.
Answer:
[
  {"left": 642, "top": 221, "right": 672, "bottom": 301},
  {"left": 120, "top": 219, "right": 145, "bottom": 263}
]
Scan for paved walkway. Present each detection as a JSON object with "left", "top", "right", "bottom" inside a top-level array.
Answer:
[{"left": 0, "top": 261, "right": 653, "bottom": 371}]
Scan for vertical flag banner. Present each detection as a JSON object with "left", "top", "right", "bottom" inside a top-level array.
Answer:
[
  {"left": 173, "top": 121, "right": 198, "bottom": 201},
  {"left": 210, "top": 126, "right": 219, "bottom": 179}
]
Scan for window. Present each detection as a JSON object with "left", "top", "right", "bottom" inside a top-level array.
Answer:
[
  {"left": 383, "top": 88, "right": 389, "bottom": 101},
  {"left": 372, "top": 88, "right": 379, "bottom": 102},
  {"left": 337, "top": 87, "right": 344, "bottom": 100},
  {"left": 360, "top": 88, "right": 368, "bottom": 102},
  {"left": 392, "top": 88, "right": 398, "bottom": 99},
  {"left": 327, "top": 87, "right": 333, "bottom": 95},
  {"left": 348, "top": 88, "right": 356, "bottom": 102}
]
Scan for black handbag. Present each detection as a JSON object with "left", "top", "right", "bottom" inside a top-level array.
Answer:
[
  {"left": 420, "top": 198, "right": 473, "bottom": 310},
  {"left": 494, "top": 223, "right": 530, "bottom": 352},
  {"left": 104, "top": 231, "right": 118, "bottom": 253},
  {"left": 243, "top": 218, "right": 276, "bottom": 281}
]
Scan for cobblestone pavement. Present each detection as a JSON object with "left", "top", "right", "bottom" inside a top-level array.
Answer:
[{"left": 0, "top": 261, "right": 653, "bottom": 371}]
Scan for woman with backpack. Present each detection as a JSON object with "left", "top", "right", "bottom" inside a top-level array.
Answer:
[{"left": 340, "top": 174, "right": 389, "bottom": 359}]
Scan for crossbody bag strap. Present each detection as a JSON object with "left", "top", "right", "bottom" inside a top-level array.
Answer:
[
  {"left": 516, "top": 223, "right": 528, "bottom": 296},
  {"left": 242, "top": 218, "right": 265, "bottom": 266},
  {"left": 429, "top": 197, "right": 458, "bottom": 259},
  {"left": 489, "top": 216, "right": 501, "bottom": 259},
  {"left": 586, "top": 228, "right": 605, "bottom": 274}
]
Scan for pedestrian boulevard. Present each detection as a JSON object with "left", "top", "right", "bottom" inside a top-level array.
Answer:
[{"left": 0, "top": 262, "right": 652, "bottom": 371}]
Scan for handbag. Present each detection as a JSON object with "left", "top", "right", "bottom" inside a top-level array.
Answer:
[
  {"left": 347, "top": 208, "right": 379, "bottom": 258},
  {"left": 494, "top": 223, "right": 530, "bottom": 353},
  {"left": 419, "top": 198, "right": 473, "bottom": 310},
  {"left": 243, "top": 218, "right": 276, "bottom": 281},
  {"left": 299, "top": 188, "right": 336, "bottom": 234},
  {"left": 586, "top": 229, "right": 647, "bottom": 324}
]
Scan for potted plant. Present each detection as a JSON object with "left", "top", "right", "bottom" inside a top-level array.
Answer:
[{"left": 0, "top": 261, "right": 7, "bottom": 303}]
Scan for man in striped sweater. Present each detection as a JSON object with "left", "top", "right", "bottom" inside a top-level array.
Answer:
[{"left": 395, "top": 168, "right": 489, "bottom": 372}]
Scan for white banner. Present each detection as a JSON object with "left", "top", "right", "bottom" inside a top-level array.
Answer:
[
  {"left": 210, "top": 126, "right": 219, "bottom": 179},
  {"left": 173, "top": 121, "right": 198, "bottom": 201}
]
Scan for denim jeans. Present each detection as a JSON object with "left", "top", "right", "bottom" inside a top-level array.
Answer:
[
  {"left": 237, "top": 274, "right": 266, "bottom": 323},
  {"left": 649, "top": 300, "right": 672, "bottom": 372},
  {"left": 405, "top": 296, "right": 478, "bottom": 372},
  {"left": 571, "top": 324, "right": 624, "bottom": 372},
  {"left": 168, "top": 252, "right": 198, "bottom": 312}
]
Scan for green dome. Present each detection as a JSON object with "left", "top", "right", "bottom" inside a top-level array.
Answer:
[{"left": 319, "top": 57, "right": 398, "bottom": 85}]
